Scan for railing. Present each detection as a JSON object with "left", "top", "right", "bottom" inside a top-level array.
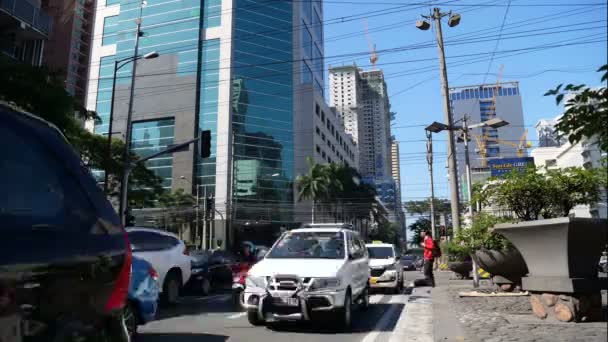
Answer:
[{"left": 0, "top": 0, "right": 52, "bottom": 35}]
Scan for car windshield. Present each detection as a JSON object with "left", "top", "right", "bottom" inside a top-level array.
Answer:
[
  {"left": 367, "top": 246, "right": 394, "bottom": 259},
  {"left": 267, "top": 231, "right": 345, "bottom": 259},
  {"left": 402, "top": 255, "right": 414, "bottom": 261}
]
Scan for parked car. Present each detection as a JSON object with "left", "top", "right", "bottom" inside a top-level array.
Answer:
[
  {"left": 414, "top": 256, "right": 424, "bottom": 270},
  {"left": 243, "top": 225, "right": 370, "bottom": 330},
  {"left": 0, "top": 105, "right": 131, "bottom": 342},
  {"left": 124, "top": 256, "right": 160, "bottom": 338},
  {"left": 401, "top": 255, "right": 417, "bottom": 271},
  {"left": 366, "top": 242, "right": 404, "bottom": 293},
  {"left": 126, "top": 228, "right": 192, "bottom": 305},
  {"left": 187, "top": 250, "right": 213, "bottom": 295}
]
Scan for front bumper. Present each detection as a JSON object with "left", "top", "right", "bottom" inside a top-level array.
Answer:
[
  {"left": 370, "top": 271, "right": 399, "bottom": 288},
  {"left": 243, "top": 287, "right": 346, "bottom": 322}
]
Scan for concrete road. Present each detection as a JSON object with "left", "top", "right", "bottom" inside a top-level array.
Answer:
[{"left": 137, "top": 271, "right": 427, "bottom": 342}]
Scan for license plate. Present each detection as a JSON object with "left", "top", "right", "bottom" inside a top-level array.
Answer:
[
  {"left": 274, "top": 297, "right": 299, "bottom": 306},
  {"left": 370, "top": 277, "right": 378, "bottom": 284}
]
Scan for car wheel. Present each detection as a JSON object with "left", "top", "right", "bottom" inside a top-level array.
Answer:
[
  {"left": 123, "top": 302, "right": 138, "bottom": 340},
  {"left": 336, "top": 291, "right": 352, "bottom": 331},
  {"left": 247, "top": 310, "right": 264, "bottom": 326},
  {"left": 162, "top": 273, "right": 181, "bottom": 305},
  {"left": 201, "top": 278, "right": 211, "bottom": 296},
  {"left": 360, "top": 286, "right": 370, "bottom": 311}
]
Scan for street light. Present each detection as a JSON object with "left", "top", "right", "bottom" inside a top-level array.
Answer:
[
  {"left": 437, "top": 115, "right": 507, "bottom": 288},
  {"left": 448, "top": 13, "right": 461, "bottom": 27},
  {"left": 425, "top": 121, "right": 450, "bottom": 134},
  {"left": 416, "top": 7, "right": 463, "bottom": 234},
  {"left": 103, "top": 50, "right": 159, "bottom": 194}
]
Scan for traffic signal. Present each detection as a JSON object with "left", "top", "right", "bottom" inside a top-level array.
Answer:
[
  {"left": 205, "top": 196, "right": 214, "bottom": 219},
  {"left": 199, "top": 130, "right": 211, "bottom": 158}
]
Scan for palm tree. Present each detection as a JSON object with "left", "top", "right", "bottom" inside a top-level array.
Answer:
[
  {"left": 296, "top": 157, "right": 329, "bottom": 223},
  {"left": 324, "top": 162, "right": 345, "bottom": 222}
]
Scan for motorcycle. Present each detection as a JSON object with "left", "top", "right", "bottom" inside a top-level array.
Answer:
[{"left": 231, "top": 262, "right": 252, "bottom": 311}]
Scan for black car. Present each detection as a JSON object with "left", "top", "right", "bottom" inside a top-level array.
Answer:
[
  {"left": 186, "top": 250, "right": 239, "bottom": 293},
  {"left": 0, "top": 105, "right": 131, "bottom": 342},
  {"left": 401, "top": 255, "right": 417, "bottom": 271}
]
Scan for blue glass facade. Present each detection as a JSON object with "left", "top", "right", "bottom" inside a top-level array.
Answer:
[
  {"left": 94, "top": 0, "right": 221, "bottom": 194},
  {"left": 449, "top": 85, "right": 519, "bottom": 101},
  {"left": 231, "top": 0, "right": 294, "bottom": 224},
  {"left": 131, "top": 119, "right": 176, "bottom": 189},
  {"left": 196, "top": 39, "right": 221, "bottom": 196}
]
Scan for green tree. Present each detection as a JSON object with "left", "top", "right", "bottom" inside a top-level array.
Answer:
[
  {"left": 545, "top": 167, "right": 601, "bottom": 217},
  {"left": 0, "top": 57, "right": 165, "bottom": 205},
  {"left": 296, "top": 157, "right": 330, "bottom": 223},
  {"left": 454, "top": 212, "right": 514, "bottom": 253},
  {"left": 544, "top": 64, "right": 608, "bottom": 151},
  {"left": 405, "top": 198, "right": 452, "bottom": 234},
  {"left": 369, "top": 222, "right": 399, "bottom": 245},
  {"left": 478, "top": 166, "right": 603, "bottom": 221},
  {"left": 408, "top": 217, "right": 431, "bottom": 246},
  {"left": 158, "top": 189, "right": 196, "bottom": 237}
]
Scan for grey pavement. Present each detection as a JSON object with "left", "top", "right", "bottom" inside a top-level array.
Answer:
[{"left": 433, "top": 271, "right": 608, "bottom": 342}]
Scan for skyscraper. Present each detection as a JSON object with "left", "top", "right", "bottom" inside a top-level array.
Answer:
[
  {"left": 329, "top": 66, "right": 392, "bottom": 180},
  {"left": 449, "top": 82, "right": 526, "bottom": 197},
  {"left": 0, "top": 0, "right": 51, "bottom": 66},
  {"left": 42, "top": 0, "right": 95, "bottom": 104},
  {"left": 86, "top": 0, "right": 338, "bottom": 246}
]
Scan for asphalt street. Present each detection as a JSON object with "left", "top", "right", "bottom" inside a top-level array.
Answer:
[{"left": 137, "top": 271, "right": 426, "bottom": 342}]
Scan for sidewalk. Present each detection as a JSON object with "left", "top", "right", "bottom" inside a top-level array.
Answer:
[{"left": 429, "top": 272, "right": 608, "bottom": 342}]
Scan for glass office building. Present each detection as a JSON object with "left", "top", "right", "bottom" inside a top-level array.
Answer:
[
  {"left": 87, "top": 0, "right": 325, "bottom": 243},
  {"left": 231, "top": 0, "right": 295, "bottom": 225}
]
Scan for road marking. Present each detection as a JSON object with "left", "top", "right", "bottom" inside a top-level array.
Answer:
[
  {"left": 361, "top": 295, "right": 405, "bottom": 342},
  {"left": 227, "top": 312, "right": 246, "bottom": 319},
  {"left": 388, "top": 289, "right": 433, "bottom": 342},
  {"left": 189, "top": 294, "right": 231, "bottom": 302},
  {"left": 369, "top": 294, "right": 385, "bottom": 304}
]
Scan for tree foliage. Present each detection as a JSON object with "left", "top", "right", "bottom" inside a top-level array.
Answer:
[
  {"left": 477, "top": 166, "right": 602, "bottom": 221},
  {"left": 408, "top": 217, "right": 431, "bottom": 246},
  {"left": 295, "top": 159, "right": 387, "bottom": 229},
  {"left": 544, "top": 64, "right": 608, "bottom": 152},
  {"left": 369, "top": 222, "right": 399, "bottom": 245},
  {"left": 454, "top": 212, "right": 514, "bottom": 253},
  {"left": 0, "top": 57, "right": 165, "bottom": 206}
]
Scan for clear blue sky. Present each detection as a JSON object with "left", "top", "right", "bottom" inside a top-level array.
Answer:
[{"left": 321, "top": 0, "right": 607, "bottom": 211}]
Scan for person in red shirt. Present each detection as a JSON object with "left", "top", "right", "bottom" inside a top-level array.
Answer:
[{"left": 421, "top": 229, "right": 436, "bottom": 287}]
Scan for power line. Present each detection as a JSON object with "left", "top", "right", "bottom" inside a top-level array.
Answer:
[{"left": 85, "top": 32, "right": 606, "bottom": 85}]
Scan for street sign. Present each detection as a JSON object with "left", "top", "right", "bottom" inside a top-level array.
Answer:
[{"left": 488, "top": 157, "right": 534, "bottom": 177}]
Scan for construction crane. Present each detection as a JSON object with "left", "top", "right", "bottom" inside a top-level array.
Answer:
[
  {"left": 363, "top": 18, "right": 378, "bottom": 66},
  {"left": 473, "top": 129, "right": 531, "bottom": 163},
  {"left": 476, "top": 65, "right": 504, "bottom": 167}
]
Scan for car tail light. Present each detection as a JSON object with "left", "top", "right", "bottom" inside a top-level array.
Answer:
[
  {"left": 183, "top": 245, "right": 190, "bottom": 256},
  {"left": 148, "top": 266, "right": 159, "bottom": 281},
  {"left": 104, "top": 229, "right": 132, "bottom": 313}
]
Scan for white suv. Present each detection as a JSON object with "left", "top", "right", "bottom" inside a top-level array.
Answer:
[
  {"left": 366, "top": 242, "right": 403, "bottom": 293},
  {"left": 126, "top": 227, "right": 192, "bottom": 305},
  {"left": 243, "top": 225, "right": 370, "bottom": 330}
]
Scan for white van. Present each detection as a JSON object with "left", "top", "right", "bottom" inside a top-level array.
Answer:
[
  {"left": 243, "top": 226, "right": 370, "bottom": 330},
  {"left": 365, "top": 242, "right": 403, "bottom": 293}
]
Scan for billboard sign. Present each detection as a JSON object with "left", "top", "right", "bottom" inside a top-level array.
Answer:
[{"left": 488, "top": 157, "right": 535, "bottom": 177}]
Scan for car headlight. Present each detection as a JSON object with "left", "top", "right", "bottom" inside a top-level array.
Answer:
[
  {"left": 245, "top": 276, "right": 266, "bottom": 288},
  {"left": 385, "top": 264, "right": 397, "bottom": 271},
  {"left": 311, "top": 277, "right": 341, "bottom": 290}
]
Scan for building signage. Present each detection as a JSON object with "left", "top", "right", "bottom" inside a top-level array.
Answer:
[{"left": 488, "top": 157, "right": 535, "bottom": 176}]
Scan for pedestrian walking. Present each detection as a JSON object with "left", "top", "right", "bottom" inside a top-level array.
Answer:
[{"left": 421, "top": 229, "right": 436, "bottom": 287}]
